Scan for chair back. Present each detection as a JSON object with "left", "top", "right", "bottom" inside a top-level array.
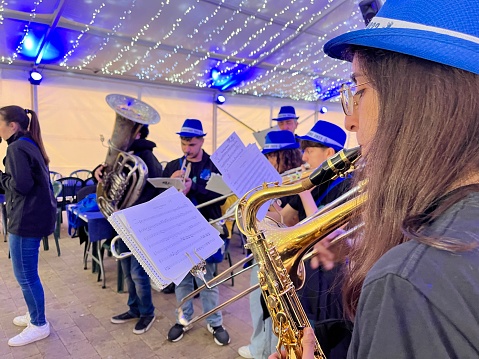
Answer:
[
  {"left": 56, "top": 177, "right": 85, "bottom": 210},
  {"left": 83, "top": 177, "right": 96, "bottom": 187},
  {"left": 49, "top": 171, "right": 63, "bottom": 182},
  {"left": 70, "top": 169, "right": 92, "bottom": 180}
]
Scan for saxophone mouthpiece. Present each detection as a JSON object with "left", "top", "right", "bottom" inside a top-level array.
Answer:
[{"left": 308, "top": 146, "right": 361, "bottom": 187}]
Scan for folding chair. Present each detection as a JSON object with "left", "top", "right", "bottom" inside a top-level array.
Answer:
[{"left": 70, "top": 169, "right": 92, "bottom": 181}]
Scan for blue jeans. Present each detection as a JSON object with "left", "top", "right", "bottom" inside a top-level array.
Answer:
[
  {"left": 249, "top": 262, "right": 277, "bottom": 358},
  {"left": 119, "top": 240, "right": 154, "bottom": 317},
  {"left": 9, "top": 233, "right": 46, "bottom": 326},
  {"left": 175, "top": 262, "right": 222, "bottom": 327}
]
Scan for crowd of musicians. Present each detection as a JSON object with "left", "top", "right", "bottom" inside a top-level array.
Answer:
[{"left": 0, "top": 0, "right": 478, "bottom": 357}]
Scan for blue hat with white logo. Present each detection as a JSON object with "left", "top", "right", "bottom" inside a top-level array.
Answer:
[
  {"left": 324, "top": 0, "right": 479, "bottom": 75},
  {"left": 297, "top": 121, "right": 346, "bottom": 152},
  {"left": 176, "top": 119, "right": 207, "bottom": 137},
  {"left": 272, "top": 106, "right": 299, "bottom": 121},
  {"left": 262, "top": 130, "right": 300, "bottom": 155}
]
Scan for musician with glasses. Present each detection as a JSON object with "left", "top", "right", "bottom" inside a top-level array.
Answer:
[
  {"left": 271, "top": 0, "right": 479, "bottom": 358},
  {"left": 164, "top": 119, "right": 231, "bottom": 346},
  {"left": 264, "top": 121, "right": 352, "bottom": 359}
]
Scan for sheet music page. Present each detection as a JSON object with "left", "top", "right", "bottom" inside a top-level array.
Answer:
[
  {"left": 205, "top": 173, "right": 231, "bottom": 195},
  {"left": 211, "top": 133, "right": 281, "bottom": 220},
  {"left": 147, "top": 177, "right": 185, "bottom": 191},
  {"left": 113, "top": 187, "right": 224, "bottom": 284},
  {"left": 210, "top": 132, "right": 246, "bottom": 173}
]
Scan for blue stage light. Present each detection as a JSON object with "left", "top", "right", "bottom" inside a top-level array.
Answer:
[
  {"left": 28, "top": 69, "right": 43, "bottom": 85},
  {"left": 215, "top": 94, "right": 226, "bottom": 105}
]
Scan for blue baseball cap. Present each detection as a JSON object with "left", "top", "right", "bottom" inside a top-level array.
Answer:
[
  {"left": 272, "top": 106, "right": 299, "bottom": 121},
  {"left": 176, "top": 119, "right": 206, "bottom": 137},
  {"left": 297, "top": 120, "right": 346, "bottom": 153},
  {"left": 324, "top": 0, "right": 479, "bottom": 75},
  {"left": 262, "top": 130, "right": 300, "bottom": 155}
]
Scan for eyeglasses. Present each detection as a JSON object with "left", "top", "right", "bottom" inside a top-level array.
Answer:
[{"left": 339, "top": 81, "right": 370, "bottom": 116}]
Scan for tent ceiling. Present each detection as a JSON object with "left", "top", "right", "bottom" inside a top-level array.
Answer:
[{"left": 0, "top": 0, "right": 366, "bottom": 102}]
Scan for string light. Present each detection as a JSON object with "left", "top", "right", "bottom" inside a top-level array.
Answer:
[{"left": 0, "top": 0, "right": 364, "bottom": 102}]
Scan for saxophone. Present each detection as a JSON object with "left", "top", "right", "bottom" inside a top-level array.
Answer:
[
  {"left": 96, "top": 94, "right": 160, "bottom": 217},
  {"left": 236, "top": 147, "right": 365, "bottom": 359}
]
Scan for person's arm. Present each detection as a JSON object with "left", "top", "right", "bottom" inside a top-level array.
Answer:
[
  {"left": 0, "top": 147, "right": 34, "bottom": 194},
  {"left": 298, "top": 189, "right": 317, "bottom": 218},
  {"left": 267, "top": 201, "right": 300, "bottom": 227},
  {"left": 349, "top": 273, "right": 456, "bottom": 359}
]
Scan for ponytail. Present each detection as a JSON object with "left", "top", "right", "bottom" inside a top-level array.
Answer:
[{"left": 26, "top": 110, "right": 50, "bottom": 166}]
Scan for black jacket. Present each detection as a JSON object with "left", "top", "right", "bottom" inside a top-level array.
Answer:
[
  {"left": 162, "top": 151, "right": 225, "bottom": 221},
  {"left": 129, "top": 138, "right": 163, "bottom": 205},
  {"left": 0, "top": 133, "right": 56, "bottom": 237}
]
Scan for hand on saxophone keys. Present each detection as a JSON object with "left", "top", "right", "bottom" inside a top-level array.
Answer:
[{"left": 268, "top": 327, "right": 316, "bottom": 359}]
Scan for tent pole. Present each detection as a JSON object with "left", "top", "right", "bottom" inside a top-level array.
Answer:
[
  {"left": 30, "top": 85, "right": 39, "bottom": 114},
  {"left": 212, "top": 94, "right": 218, "bottom": 151}
]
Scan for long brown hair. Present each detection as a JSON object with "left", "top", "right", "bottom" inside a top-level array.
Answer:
[
  {"left": 265, "top": 148, "right": 302, "bottom": 174},
  {"left": 343, "top": 47, "right": 479, "bottom": 318},
  {"left": 0, "top": 106, "right": 50, "bottom": 165}
]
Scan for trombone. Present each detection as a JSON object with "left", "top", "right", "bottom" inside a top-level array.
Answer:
[{"left": 175, "top": 180, "right": 365, "bottom": 329}]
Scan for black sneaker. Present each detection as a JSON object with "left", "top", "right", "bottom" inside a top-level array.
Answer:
[
  {"left": 133, "top": 315, "right": 156, "bottom": 334},
  {"left": 111, "top": 312, "right": 139, "bottom": 324},
  {"left": 207, "top": 324, "right": 231, "bottom": 346},
  {"left": 162, "top": 282, "right": 175, "bottom": 294},
  {"left": 167, "top": 323, "right": 188, "bottom": 342}
]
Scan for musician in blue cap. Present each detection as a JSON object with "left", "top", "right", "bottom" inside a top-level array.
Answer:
[
  {"left": 163, "top": 119, "right": 231, "bottom": 347},
  {"left": 271, "top": 0, "right": 479, "bottom": 358},
  {"left": 272, "top": 106, "right": 299, "bottom": 134}
]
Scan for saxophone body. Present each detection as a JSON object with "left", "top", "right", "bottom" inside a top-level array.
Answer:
[
  {"left": 236, "top": 147, "right": 364, "bottom": 358},
  {"left": 97, "top": 94, "right": 160, "bottom": 217}
]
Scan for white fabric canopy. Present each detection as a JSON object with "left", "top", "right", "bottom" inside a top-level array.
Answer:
[{"left": 0, "top": 67, "right": 357, "bottom": 176}]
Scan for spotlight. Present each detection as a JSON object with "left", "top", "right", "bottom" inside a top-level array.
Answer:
[
  {"left": 215, "top": 94, "right": 226, "bottom": 105},
  {"left": 28, "top": 69, "right": 43, "bottom": 85},
  {"left": 319, "top": 106, "right": 328, "bottom": 114}
]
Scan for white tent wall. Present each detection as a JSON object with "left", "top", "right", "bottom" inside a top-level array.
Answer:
[{"left": 0, "top": 67, "right": 357, "bottom": 175}]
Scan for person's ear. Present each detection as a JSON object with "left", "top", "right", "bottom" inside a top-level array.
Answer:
[{"left": 326, "top": 147, "right": 336, "bottom": 158}]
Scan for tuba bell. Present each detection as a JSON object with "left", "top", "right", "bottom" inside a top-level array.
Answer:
[{"left": 96, "top": 94, "right": 160, "bottom": 217}]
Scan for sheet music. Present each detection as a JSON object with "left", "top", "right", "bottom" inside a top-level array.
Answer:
[
  {"left": 148, "top": 177, "right": 185, "bottom": 191},
  {"left": 211, "top": 133, "right": 281, "bottom": 220},
  {"left": 109, "top": 187, "right": 223, "bottom": 285},
  {"left": 205, "top": 173, "right": 231, "bottom": 196},
  {"left": 210, "top": 132, "right": 246, "bottom": 173}
]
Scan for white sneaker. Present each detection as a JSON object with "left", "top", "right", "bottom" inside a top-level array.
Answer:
[
  {"left": 13, "top": 312, "right": 30, "bottom": 327},
  {"left": 238, "top": 345, "right": 254, "bottom": 358},
  {"left": 8, "top": 322, "right": 50, "bottom": 347}
]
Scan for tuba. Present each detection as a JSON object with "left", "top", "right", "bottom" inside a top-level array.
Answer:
[
  {"left": 96, "top": 94, "right": 160, "bottom": 217},
  {"left": 236, "top": 147, "right": 365, "bottom": 359}
]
